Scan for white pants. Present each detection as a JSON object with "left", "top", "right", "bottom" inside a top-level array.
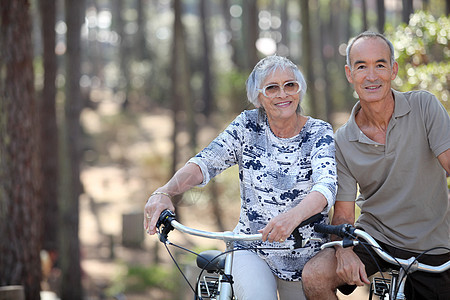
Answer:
[{"left": 231, "top": 250, "right": 306, "bottom": 300}]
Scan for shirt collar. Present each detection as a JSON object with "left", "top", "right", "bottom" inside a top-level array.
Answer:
[{"left": 347, "top": 89, "right": 411, "bottom": 142}]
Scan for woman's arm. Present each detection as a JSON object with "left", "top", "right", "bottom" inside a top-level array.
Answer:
[{"left": 144, "top": 162, "right": 203, "bottom": 235}]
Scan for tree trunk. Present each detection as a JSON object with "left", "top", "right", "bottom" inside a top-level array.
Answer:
[
  {"left": 402, "top": 0, "right": 414, "bottom": 24},
  {"left": 220, "top": 0, "right": 245, "bottom": 70},
  {"left": 114, "top": 0, "right": 131, "bottom": 110},
  {"left": 200, "top": 0, "right": 214, "bottom": 118},
  {"left": 319, "top": 2, "right": 333, "bottom": 123},
  {"left": 0, "top": 1, "right": 42, "bottom": 299},
  {"left": 38, "top": 0, "right": 59, "bottom": 255},
  {"left": 59, "top": 0, "right": 85, "bottom": 299},
  {"left": 361, "top": 0, "right": 368, "bottom": 31},
  {"left": 376, "top": 0, "right": 386, "bottom": 33},
  {"left": 300, "top": 0, "right": 318, "bottom": 117},
  {"left": 170, "top": 0, "right": 193, "bottom": 218},
  {"left": 243, "top": 0, "right": 259, "bottom": 69},
  {"left": 136, "top": 0, "right": 148, "bottom": 60}
]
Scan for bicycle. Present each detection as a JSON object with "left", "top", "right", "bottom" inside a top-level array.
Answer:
[
  {"left": 156, "top": 209, "right": 325, "bottom": 300},
  {"left": 314, "top": 223, "right": 450, "bottom": 300}
]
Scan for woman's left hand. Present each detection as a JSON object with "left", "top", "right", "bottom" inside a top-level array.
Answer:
[{"left": 258, "top": 211, "right": 298, "bottom": 243}]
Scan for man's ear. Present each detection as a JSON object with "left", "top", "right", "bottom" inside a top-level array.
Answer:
[
  {"left": 344, "top": 65, "right": 353, "bottom": 84},
  {"left": 391, "top": 61, "right": 399, "bottom": 80}
]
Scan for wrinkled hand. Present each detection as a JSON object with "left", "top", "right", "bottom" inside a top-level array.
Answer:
[
  {"left": 143, "top": 195, "right": 174, "bottom": 235},
  {"left": 335, "top": 247, "right": 370, "bottom": 286},
  {"left": 258, "top": 212, "right": 298, "bottom": 243}
]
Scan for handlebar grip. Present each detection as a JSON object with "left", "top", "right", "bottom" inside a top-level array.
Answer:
[
  {"left": 156, "top": 210, "right": 176, "bottom": 243},
  {"left": 156, "top": 209, "right": 176, "bottom": 229},
  {"left": 291, "top": 213, "right": 324, "bottom": 249},
  {"left": 298, "top": 213, "right": 323, "bottom": 228},
  {"left": 314, "top": 223, "right": 354, "bottom": 238}
]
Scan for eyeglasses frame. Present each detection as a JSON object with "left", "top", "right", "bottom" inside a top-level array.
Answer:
[{"left": 257, "top": 80, "right": 302, "bottom": 98}]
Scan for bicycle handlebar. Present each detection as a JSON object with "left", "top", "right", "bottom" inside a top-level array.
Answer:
[
  {"left": 314, "top": 223, "right": 450, "bottom": 274},
  {"left": 157, "top": 209, "right": 324, "bottom": 249}
]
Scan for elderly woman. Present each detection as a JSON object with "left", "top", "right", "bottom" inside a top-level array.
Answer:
[{"left": 144, "top": 55, "right": 337, "bottom": 300}]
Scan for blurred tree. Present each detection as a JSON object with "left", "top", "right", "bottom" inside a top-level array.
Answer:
[
  {"left": 170, "top": 0, "right": 193, "bottom": 218},
  {"left": 361, "top": 0, "right": 368, "bottom": 31},
  {"left": 376, "top": 0, "right": 386, "bottom": 32},
  {"left": 59, "top": 0, "right": 85, "bottom": 298},
  {"left": 38, "top": 0, "right": 59, "bottom": 256},
  {"left": 114, "top": 0, "right": 131, "bottom": 110},
  {"left": 199, "top": 0, "right": 214, "bottom": 118},
  {"left": 220, "top": 0, "right": 245, "bottom": 70},
  {"left": 136, "top": 0, "right": 148, "bottom": 60},
  {"left": 402, "top": 0, "right": 414, "bottom": 24},
  {"left": 318, "top": 1, "right": 334, "bottom": 123},
  {"left": 300, "top": 0, "right": 318, "bottom": 117},
  {"left": 0, "top": 0, "right": 42, "bottom": 298},
  {"left": 243, "top": 0, "right": 259, "bottom": 69},
  {"left": 387, "top": 11, "right": 450, "bottom": 111}
]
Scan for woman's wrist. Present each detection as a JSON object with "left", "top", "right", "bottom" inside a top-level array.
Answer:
[{"left": 150, "top": 190, "right": 173, "bottom": 201}]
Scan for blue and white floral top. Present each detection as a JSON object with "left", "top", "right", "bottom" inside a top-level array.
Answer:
[{"left": 188, "top": 109, "right": 337, "bottom": 281}]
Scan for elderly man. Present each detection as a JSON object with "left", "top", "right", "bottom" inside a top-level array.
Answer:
[{"left": 302, "top": 31, "right": 450, "bottom": 299}]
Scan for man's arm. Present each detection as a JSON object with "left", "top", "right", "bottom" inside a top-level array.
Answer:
[
  {"left": 331, "top": 201, "right": 355, "bottom": 226},
  {"left": 437, "top": 148, "right": 450, "bottom": 174},
  {"left": 332, "top": 200, "right": 370, "bottom": 286}
]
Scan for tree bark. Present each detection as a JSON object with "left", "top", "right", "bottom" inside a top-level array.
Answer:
[
  {"left": 376, "top": 0, "right": 386, "bottom": 33},
  {"left": 38, "top": 0, "right": 59, "bottom": 255},
  {"left": 243, "top": 0, "right": 259, "bottom": 69},
  {"left": 300, "top": 0, "right": 318, "bottom": 117},
  {"left": 0, "top": 1, "right": 42, "bottom": 299},
  {"left": 59, "top": 0, "right": 85, "bottom": 299},
  {"left": 361, "top": 0, "right": 368, "bottom": 31},
  {"left": 200, "top": 0, "right": 214, "bottom": 118},
  {"left": 402, "top": 0, "right": 414, "bottom": 24}
]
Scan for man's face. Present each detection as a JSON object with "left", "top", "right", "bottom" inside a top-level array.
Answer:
[{"left": 345, "top": 37, "right": 398, "bottom": 104}]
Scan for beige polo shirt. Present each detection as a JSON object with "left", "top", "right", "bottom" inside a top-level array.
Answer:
[{"left": 335, "top": 89, "right": 450, "bottom": 254}]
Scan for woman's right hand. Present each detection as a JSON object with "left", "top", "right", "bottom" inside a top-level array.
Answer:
[{"left": 144, "top": 192, "right": 175, "bottom": 235}]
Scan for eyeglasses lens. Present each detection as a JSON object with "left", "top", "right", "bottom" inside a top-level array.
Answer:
[{"left": 263, "top": 81, "right": 300, "bottom": 98}]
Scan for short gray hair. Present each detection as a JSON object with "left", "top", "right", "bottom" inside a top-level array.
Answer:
[
  {"left": 346, "top": 31, "right": 395, "bottom": 67},
  {"left": 246, "top": 55, "right": 307, "bottom": 112}
]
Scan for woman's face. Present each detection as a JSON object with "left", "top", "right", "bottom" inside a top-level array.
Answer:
[{"left": 258, "top": 68, "right": 300, "bottom": 121}]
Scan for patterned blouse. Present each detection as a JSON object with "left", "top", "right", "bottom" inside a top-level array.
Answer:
[{"left": 188, "top": 109, "right": 337, "bottom": 281}]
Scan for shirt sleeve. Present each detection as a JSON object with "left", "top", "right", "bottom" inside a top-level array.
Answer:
[
  {"left": 309, "top": 123, "right": 338, "bottom": 212},
  {"left": 188, "top": 114, "right": 244, "bottom": 187},
  {"left": 421, "top": 91, "right": 450, "bottom": 157},
  {"left": 334, "top": 136, "right": 358, "bottom": 202}
]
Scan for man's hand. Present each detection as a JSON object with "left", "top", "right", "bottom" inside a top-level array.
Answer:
[{"left": 335, "top": 247, "right": 370, "bottom": 286}]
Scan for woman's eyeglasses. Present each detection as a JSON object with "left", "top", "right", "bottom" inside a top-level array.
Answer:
[{"left": 258, "top": 81, "right": 301, "bottom": 98}]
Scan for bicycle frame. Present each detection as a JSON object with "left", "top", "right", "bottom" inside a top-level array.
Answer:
[{"left": 315, "top": 224, "right": 450, "bottom": 300}]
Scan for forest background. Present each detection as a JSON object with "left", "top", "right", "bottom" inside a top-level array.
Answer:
[{"left": 0, "top": 0, "right": 449, "bottom": 299}]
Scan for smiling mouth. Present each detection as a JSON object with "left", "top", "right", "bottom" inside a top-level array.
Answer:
[
  {"left": 275, "top": 101, "right": 292, "bottom": 107},
  {"left": 364, "top": 85, "right": 381, "bottom": 90}
]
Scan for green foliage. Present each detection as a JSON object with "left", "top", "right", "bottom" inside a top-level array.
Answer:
[
  {"left": 386, "top": 11, "right": 450, "bottom": 111},
  {"left": 107, "top": 264, "right": 177, "bottom": 295}
]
